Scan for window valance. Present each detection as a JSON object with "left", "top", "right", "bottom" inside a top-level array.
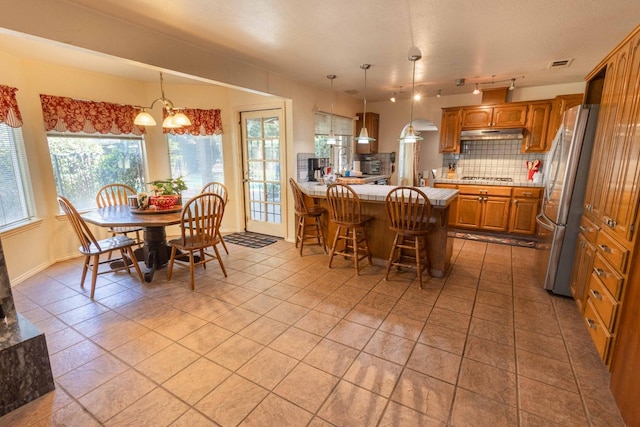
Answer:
[
  {"left": 0, "top": 85, "right": 24, "bottom": 128},
  {"left": 40, "top": 94, "right": 145, "bottom": 135},
  {"left": 163, "top": 108, "right": 223, "bottom": 136}
]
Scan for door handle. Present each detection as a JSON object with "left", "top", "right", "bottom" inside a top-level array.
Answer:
[
  {"left": 590, "top": 289, "right": 603, "bottom": 300},
  {"left": 594, "top": 267, "right": 606, "bottom": 277},
  {"left": 536, "top": 213, "right": 555, "bottom": 231},
  {"left": 585, "top": 317, "right": 598, "bottom": 330},
  {"left": 598, "top": 244, "right": 612, "bottom": 253}
]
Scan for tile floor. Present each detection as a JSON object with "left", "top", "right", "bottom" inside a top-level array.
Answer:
[{"left": 1, "top": 238, "right": 626, "bottom": 426}]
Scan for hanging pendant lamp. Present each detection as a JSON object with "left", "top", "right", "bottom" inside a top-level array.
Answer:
[
  {"left": 134, "top": 72, "right": 192, "bottom": 128},
  {"left": 326, "top": 74, "right": 338, "bottom": 145},
  {"left": 356, "top": 64, "right": 375, "bottom": 144},
  {"left": 399, "top": 47, "right": 423, "bottom": 144}
]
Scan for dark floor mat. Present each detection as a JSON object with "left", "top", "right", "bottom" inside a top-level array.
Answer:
[
  {"left": 451, "top": 232, "right": 537, "bottom": 248},
  {"left": 223, "top": 232, "right": 279, "bottom": 248}
]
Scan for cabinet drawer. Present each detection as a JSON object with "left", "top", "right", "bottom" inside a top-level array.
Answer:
[
  {"left": 595, "top": 231, "right": 628, "bottom": 272},
  {"left": 579, "top": 216, "right": 599, "bottom": 244},
  {"left": 587, "top": 273, "right": 618, "bottom": 330},
  {"left": 512, "top": 187, "right": 542, "bottom": 198},
  {"left": 584, "top": 299, "right": 611, "bottom": 361},
  {"left": 434, "top": 183, "right": 457, "bottom": 189},
  {"left": 592, "top": 253, "right": 624, "bottom": 299},
  {"left": 457, "top": 185, "right": 512, "bottom": 196}
]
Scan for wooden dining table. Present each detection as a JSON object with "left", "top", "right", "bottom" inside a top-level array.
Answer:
[{"left": 82, "top": 205, "right": 183, "bottom": 282}]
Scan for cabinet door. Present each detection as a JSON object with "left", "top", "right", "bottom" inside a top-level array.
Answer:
[
  {"left": 481, "top": 196, "right": 511, "bottom": 231},
  {"left": 439, "top": 108, "right": 461, "bottom": 153},
  {"left": 601, "top": 34, "right": 640, "bottom": 243},
  {"left": 586, "top": 48, "right": 630, "bottom": 221},
  {"left": 570, "top": 233, "right": 596, "bottom": 313},
  {"left": 457, "top": 195, "right": 483, "bottom": 228},
  {"left": 546, "top": 94, "right": 584, "bottom": 144},
  {"left": 522, "top": 102, "right": 552, "bottom": 152},
  {"left": 461, "top": 107, "right": 493, "bottom": 128},
  {"left": 355, "top": 112, "right": 379, "bottom": 154},
  {"left": 509, "top": 197, "right": 540, "bottom": 234},
  {"left": 493, "top": 105, "right": 528, "bottom": 127}
]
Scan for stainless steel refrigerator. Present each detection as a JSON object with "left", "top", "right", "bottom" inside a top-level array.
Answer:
[{"left": 535, "top": 104, "right": 600, "bottom": 296}]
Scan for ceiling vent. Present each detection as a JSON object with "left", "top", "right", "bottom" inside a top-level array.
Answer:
[{"left": 548, "top": 59, "right": 574, "bottom": 69}]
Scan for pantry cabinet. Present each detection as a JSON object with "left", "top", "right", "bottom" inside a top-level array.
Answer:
[{"left": 355, "top": 112, "right": 379, "bottom": 154}]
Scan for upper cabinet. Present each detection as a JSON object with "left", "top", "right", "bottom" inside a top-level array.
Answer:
[
  {"left": 461, "top": 104, "right": 528, "bottom": 129},
  {"left": 355, "top": 112, "right": 379, "bottom": 154},
  {"left": 439, "top": 108, "right": 461, "bottom": 153},
  {"left": 546, "top": 94, "right": 584, "bottom": 144},
  {"left": 522, "top": 101, "right": 552, "bottom": 152}
]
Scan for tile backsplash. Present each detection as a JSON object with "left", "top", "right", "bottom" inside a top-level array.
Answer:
[{"left": 441, "top": 139, "right": 545, "bottom": 181}]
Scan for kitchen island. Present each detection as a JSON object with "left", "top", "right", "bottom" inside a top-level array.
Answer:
[{"left": 298, "top": 182, "right": 459, "bottom": 278}]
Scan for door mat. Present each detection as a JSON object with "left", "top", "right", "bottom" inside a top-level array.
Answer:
[
  {"left": 451, "top": 232, "right": 537, "bottom": 248},
  {"left": 223, "top": 232, "right": 280, "bottom": 248}
]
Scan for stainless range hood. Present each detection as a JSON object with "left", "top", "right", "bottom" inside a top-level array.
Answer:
[{"left": 459, "top": 128, "right": 524, "bottom": 140}]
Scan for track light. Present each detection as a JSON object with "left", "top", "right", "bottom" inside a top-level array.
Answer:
[
  {"left": 509, "top": 78, "right": 516, "bottom": 90},
  {"left": 473, "top": 83, "right": 481, "bottom": 95},
  {"left": 326, "top": 74, "right": 337, "bottom": 145},
  {"left": 399, "top": 47, "right": 423, "bottom": 144},
  {"left": 390, "top": 92, "right": 396, "bottom": 103},
  {"left": 436, "top": 90, "right": 442, "bottom": 98},
  {"left": 356, "top": 64, "right": 375, "bottom": 144}
]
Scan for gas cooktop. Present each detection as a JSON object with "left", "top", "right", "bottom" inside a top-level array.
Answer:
[{"left": 460, "top": 176, "right": 513, "bottom": 182}]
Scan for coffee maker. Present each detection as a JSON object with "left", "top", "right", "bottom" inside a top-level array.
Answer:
[{"left": 308, "top": 158, "right": 328, "bottom": 181}]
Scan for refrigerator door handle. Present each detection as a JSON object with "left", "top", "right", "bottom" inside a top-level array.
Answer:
[{"left": 536, "top": 213, "right": 555, "bottom": 231}]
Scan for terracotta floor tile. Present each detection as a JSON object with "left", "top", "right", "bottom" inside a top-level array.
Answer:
[
  {"left": 314, "top": 295, "right": 357, "bottom": 318},
  {"left": 451, "top": 388, "right": 518, "bottom": 427},
  {"left": 205, "top": 334, "right": 264, "bottom": 371},
  {"left": 77, "top": 369, "right": 156, "bottom": 423},
  {"left": 268, "top": 326, "right": 322, "bottom": 360},
  {"left": 212, "top": 306, "right": 261, "bottom": 332},
  {"left": 265, "top": 300, "right": 310, "bottom": 325},
  {"left": 303, "top": 338, "right": 360, "bottom": 377},
  {"left": 390, "top": 369, "right": 455, "bottom": 422},
  {"left": 326, "top": 319, "right": 376, "bottom": 350},
  {"left": 435, "top": 293, "right": 475, "bottom": 315},
  {"left": 379, "top": 312, "right": 426, "bottom": 341},
  {"left": 45, "top": 327, "right": 86, "bottom": 355},
  {"left": 294, "top": 310, "right": 341, "bottom": 336},
  {"left": 135, "top": 343, "right": 200, "bottom": 384},
  {"left": 237, "top": 347, "right": 298, "bottom": 390},
  {"left": 518, "top": 376, "right": 588, "bottom": 426},
  {"left": 88, "top": 319, "right": 149, "bottom": 351},
  {"left": 469, "top": 316, "right": 515, "bottom": 346},
  {"left": 364, "top": 330, "right": 415, "bottom": 365},
  {"left": 56, "top": 353, "right": 128, "bottom": 399},
  {"left": 195, "top": 374, "right": 268, "bottom": 426},
  {"left": 178, "top": 323, "right": 235, "bottom": 355},
  {"left": 418, "top": 323, "right": 467, "bottom": 355},
  {"left": 343, "top": 304, "right": 387, "bottom": 329},
  {"left": 458, "top": 357, "right": 517, "bottom": 407},
  {"left": 163, "top": 357, "right": 232, "bottom": 404},
  {"left": 170, "top": 408, "right": 219, "bottom": 426},
  {"left": 240, "top": 393, "right": 313, "bottom": 426},
  {"left": 111, "top": 330, "right": 173, "bottom": 365},
  {"left": 426, "top": 306, "right": 471, "bottom": 334},
  {"left": 517, "top": 349, "right": 578, "bottom": 393},
  {"left": 318, "top": 380, "right": 387, "bottom": 427},
  {"left": 238, "top": 316, "right": 289, "bottom": 345},
  {"left": 153, "top": 312, "right": 207, "bottom": 341},
  {"left": 106, "top": 387, "right": 189, "bottom": 426},
  {"left": 343, "top": 352, "right": 403, "bottom": 397},
  {"left": 240, "top": 294, "right": 283, "bottom": 315},
  {"left": 464, "top": 335, "right": 515, "bottom": 372},
  {"left": 378, "top": 401, "right": 447, "bottom": 426},
  {"left": 390, "top": 298, "right": 432, "bottom": 322},
  {"left": 274, "top": 363, "right": 339, "bottom": 413},
  {"left": 407, "top": 342, "right": 462, "bottom": 384},
  {"left": 472, "top": 301, "right": 514, "bottom": 325},
  {"left": 49, "top": 339, "right": 106, "bottom": 378}
]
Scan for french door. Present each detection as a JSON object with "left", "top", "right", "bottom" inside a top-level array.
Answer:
[{"left": 240, "top": 109, "right": 285, "bottom": 237}]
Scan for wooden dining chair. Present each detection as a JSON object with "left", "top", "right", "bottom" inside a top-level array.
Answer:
[
  {"left": 200, "top": 181, "right": 229, "bottom": 253},
  {"left": 289, "top": 178, "right": 327, "bottom": 255},
  {"left": 57, "top": 196, "right": 144, "bottom": 298},
  {"left": 167, "top": 192, "right": 228, "bottom": 290},
  {"left": 96, "top": 184, "right": 143, "bottom": 247},
  {"left": 326, "top": 183, "right": 372, "bottom": 274},
  {"left": 384, "top": 186, "right": 433, "bottom": 289}
]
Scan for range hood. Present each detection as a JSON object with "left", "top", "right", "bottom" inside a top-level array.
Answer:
[{"left": 459, "top": 128, "right": 524, "bottom": 140}]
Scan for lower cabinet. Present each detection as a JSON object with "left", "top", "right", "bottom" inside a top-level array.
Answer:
[
  {"left": 509, "top": 187, "right": 543, "bottom": 234},
  {"left": 569, "top": 232, "right": 596, "bottom": 313}
]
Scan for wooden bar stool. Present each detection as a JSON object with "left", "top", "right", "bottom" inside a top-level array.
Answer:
[
  {"left": 326, "top": 183, "right": 372, "bottom": 274},
  {"left": 289, "top": 178, "right": 327, "bottom": 255},
  {"left": 384, "top": 186, "right": 433, "bottom": 288}
]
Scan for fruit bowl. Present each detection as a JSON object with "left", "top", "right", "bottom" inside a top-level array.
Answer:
[{"left": 149, "top": 195, "right": 179, "bottom": 210}]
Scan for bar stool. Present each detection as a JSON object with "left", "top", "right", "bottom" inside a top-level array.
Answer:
[
  {"left": 289, "top": 178, "right": 327, "bottom": 255},
  {"left": 384, "top": 186, "right": 433, "bottom": 289},
  {"left": 326, "top": 183, "right": 372, "bottom": 274}
]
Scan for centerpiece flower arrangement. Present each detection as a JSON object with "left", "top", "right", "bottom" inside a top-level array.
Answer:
[{"left": 138, "top": 177, "right": 187, "bottom": 210}]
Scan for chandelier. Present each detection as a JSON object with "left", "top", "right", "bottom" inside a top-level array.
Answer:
[{"left": 134, "top": 72, "right": 192, "bottom": 128}]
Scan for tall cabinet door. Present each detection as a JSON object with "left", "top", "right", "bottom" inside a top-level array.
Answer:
[
  {"left": 602, "top": 34, "right": 640, "bottom": 244},
  {"left": 584, "top": 47, "right": 630, "bottom": 221}
]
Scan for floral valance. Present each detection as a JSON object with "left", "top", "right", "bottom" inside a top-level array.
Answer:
[
  {"left": 40, "top": 94, "right": 145, "bottom": 135},
  {"left": 163, "top": 108, "right": 223, "bottom": 136},
  {"left": 0, "top": 85, "right": 24, "bottom": 128}
]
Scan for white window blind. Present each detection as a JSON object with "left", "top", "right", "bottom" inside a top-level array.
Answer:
[
  {"left": 314, "top": 112, "right": 353, "bottom": 136},
  {"left": 0, "top": 123, "right": 35, "bottom": 229}
]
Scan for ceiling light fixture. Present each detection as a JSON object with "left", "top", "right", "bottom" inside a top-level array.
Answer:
[
  {"left": 509, "top": 78, "right": 516, "bottom": 91},
  {"left": 134, "top": 72, "right": 192, "bottom": 128},
  {"left": 356, "top": 64, "right": 375, "bottom": 144},
  {"left": 473, "top": 83, "right": 481, "bottom": 95},
  {"left": 399, "top": 46, "right": 423, "bottom": 144},
  {"left": 436, "top": 90, "right": 442, "bottom": 98},
  {"left": 390, "top": 92, "right": 396, "bottom": 103},
  {"left": 326, "top": 74, "right": 338, "bottom": 145}
]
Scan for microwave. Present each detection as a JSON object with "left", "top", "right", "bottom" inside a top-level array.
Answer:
[{"left": 362, "top": 160, "right": 381, "bottom": 175}]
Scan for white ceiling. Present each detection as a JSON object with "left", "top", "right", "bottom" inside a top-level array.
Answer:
[{"left": 2, "top": 1, "right": 639, "bottom": 101}]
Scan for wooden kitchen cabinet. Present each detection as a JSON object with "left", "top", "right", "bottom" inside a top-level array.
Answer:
[
  {"left": 355, "top": 112, "right": 379, "bottom": 154},
  {"left": 461, "top": 104, "right": 528, "bottom": 129},
  {"left": 570, "top": 232, "right": 596, "bottom": 313},
  {"left": 456, "top": 185, "right": 511, "bottom": 232},
  {"left": 521, "top": 101, "right": 552, "bottom": 152},
  {"left": 545, "top": 93, "right": 584, "bottom": 144},
  {"left": 509, "top": 187, "right": 542, "bottom": 234},
  {"left": 439, "top": 108, "right": 461, "bottom": 153}
]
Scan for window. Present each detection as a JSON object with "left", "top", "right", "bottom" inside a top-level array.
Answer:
[
  {"left": 167, "top": 133, "right": 224, "bottom": 200},
  {"left": 314, "top": 112, "right": 353, "bottom": 173},
  {"left": 0, "top": 123, "right": 35, "bottom": 229},
  {"left": 47, "top": 134, "right": 145, "bottom": 211}
]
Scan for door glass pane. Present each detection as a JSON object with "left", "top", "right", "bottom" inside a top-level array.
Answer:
[
  {"left": 266, "top": 183, "right": 280, "bottom": 202},
  {"left": 265, "top": 139, "right": 279, "bottom": 160},
  {"left": 248, "top": 140, "right": 262, "bottom": 160},
  {"left": 265, "top": 161, "right": 280, "bottom": 181},
  {"left": 267, "top": 203, "right": 281, "bottom": 223},
  {"left": 251, "top": 200, "right": 265, "bottom": 221},
  {"left": 263, "top": 116, "right": 279, "bottom": 138},
  {"left": 246, "top": 118, "right": 262, "bottom": 138},
  {"left": 249, "top": 161, "right": 264, "bottom": 181}
]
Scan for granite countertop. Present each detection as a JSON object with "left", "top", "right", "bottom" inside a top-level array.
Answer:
[
  {"left": 434, "top": 177, "right": 544, "bottom": 188},
  {"left": 298, "top": 182, "right": 459, "bottom": 207}
]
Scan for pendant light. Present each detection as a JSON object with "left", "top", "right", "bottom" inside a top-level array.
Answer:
[
  {"left": 399, "top": 47, "right": 423, "bottom": 144},
  {"left": 326, "top": 74, "right": 338, "bottom": 145},
  {"left": 134, "top": 72, "right": 192, "bottom": 128},
  {"left": 356, "top": 64, "right": 375, "bottom": 144}
]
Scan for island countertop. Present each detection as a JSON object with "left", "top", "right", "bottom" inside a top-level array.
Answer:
[{"left": 297, "top": 182, "right": 459, "bottom": 206}]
